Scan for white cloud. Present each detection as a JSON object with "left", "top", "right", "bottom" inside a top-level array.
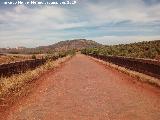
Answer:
[
  {"left": 0, "top": 5, "right": 88, "bottom": 47},
  {"left": 90, "top": 35, "right": 160, "bottom": 45},
  {"left": 86, "top": 0, "right": 160, "bottom": 23},
  {"left": 0, "top": 0, "right": 160, "bottom": 47},
  {"left": 0, "top": 5, "right": 86, "bottom": 31}
]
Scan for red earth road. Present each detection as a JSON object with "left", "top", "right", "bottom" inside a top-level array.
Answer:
[{"left": 3, "top": 54, "right": 160, "bottom": 120}]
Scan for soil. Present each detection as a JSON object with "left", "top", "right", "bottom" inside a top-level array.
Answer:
[{"left": 1, "top": 54, "right": 160, "bottom": 120}]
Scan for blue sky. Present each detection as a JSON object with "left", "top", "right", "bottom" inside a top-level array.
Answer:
[{"left": 0, "top": 0, "right": 160, "bottom": 47}]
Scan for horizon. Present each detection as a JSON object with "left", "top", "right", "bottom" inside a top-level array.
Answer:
[
  {"left": 0, "top": 0, "right": 160, "bottom": 47},
  {"left": 0, "top": 39, "right": 159, "bottom": 49}
]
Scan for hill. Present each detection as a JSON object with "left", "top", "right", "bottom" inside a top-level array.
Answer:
[
  {"left": 1, "top": 39, "right": 160, "bottom": 60},
  {"left": 0, "top": 39, "right": 102, "bottom": 54},
  {"left": 82, "top": 40, "right": 160, "bottom": 60},
  {"left": 36, "top": 39, "right": 101, "bottom": 51}
]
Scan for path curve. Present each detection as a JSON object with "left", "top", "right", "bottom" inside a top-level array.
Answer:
[{"left": 4, "top": 54, "right": 160, "bottom": 120}]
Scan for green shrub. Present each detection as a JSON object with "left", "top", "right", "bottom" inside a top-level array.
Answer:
[
  {"left": 81, "top": 40, "right": 160, "bottom": 59},
  {"left": 32, "top": 55, "right": 36, "bottom": 59}
]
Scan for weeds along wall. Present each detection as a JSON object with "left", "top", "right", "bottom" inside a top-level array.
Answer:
[
  {"left": 0, "top": 56, "right": 59, "bottom": 77},
  {"left": 0, "top": 50, "right": 76, "bottom": 77},
  {"left": 89, "top": 54, "right": 160, "bottom": 79}
]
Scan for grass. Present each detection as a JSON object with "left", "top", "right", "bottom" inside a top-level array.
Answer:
[
  {"left": 0, "top": 54, "right": 46, "bottom": 64},
  {"left": 90, "top": 56, "right": 160, "bottom": 88},
  {"left": 0, "top": 55, "right": 72, "bottom": 107}
]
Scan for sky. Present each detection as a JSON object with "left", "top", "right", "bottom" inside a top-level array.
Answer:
[{"left": 0, "top": 0, "right": 160, "bottom": 48}]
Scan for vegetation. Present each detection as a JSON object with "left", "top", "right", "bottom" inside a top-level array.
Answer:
[
  {"left": 0, "top": 55, "right": 72, "bottom": 107},
  {"left": 0, "top": 54, "right": 32, "bottom": 64},
  {"left": 81, "top": 40, "right": 160, "bottom": 59},
  {"left": 0, "top": 49, "right": 76, "bottom": 64},
  {"left": 31, "top": 54, "right": 36, "bottom": 59},
  {"left": 0, "top": 39, "right": 101, "bottom": 54},
  {"left": 1, "top": 40, "right": 159, "bottom": 60}
]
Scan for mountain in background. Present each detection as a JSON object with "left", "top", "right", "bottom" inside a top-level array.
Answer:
[
  {"left": 0, "top": 39, "right": 102, "bottom": 54},
  {"left": 36, "top": 39, "right": 102, "bottom": 51},
  {"left": 0, "top": 39, "right": 160, "bottom": 60}
]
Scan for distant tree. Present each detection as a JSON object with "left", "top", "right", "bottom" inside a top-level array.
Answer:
[{"left": 32, "top": 55, "right": 36, "bottom": 59}]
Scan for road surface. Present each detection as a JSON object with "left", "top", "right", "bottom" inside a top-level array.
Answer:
[{"left": 3, "top": 54, "right": 160, "bottom": 120}]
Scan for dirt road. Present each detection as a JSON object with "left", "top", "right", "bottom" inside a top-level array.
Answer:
[{"left": 3, "top": 54, "right": 160, "bottom": 120}]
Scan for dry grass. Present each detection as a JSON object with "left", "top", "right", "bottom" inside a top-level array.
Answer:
[
  {"left": 0, "top": 55, "right": 71, "bottom": 105},
  {"left": 90, "top": 56, "right": 160, "bottom": 88},
  {"left": 0, "top": 54, "right": 31, "bottom": 64},
  {"left": 0, "top": 54, "right": 45, "bottom": 64}
]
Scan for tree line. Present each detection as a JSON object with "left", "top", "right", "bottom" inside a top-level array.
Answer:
[{"left": 81, "top": 40, "right": 160, "bottom": 60}]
